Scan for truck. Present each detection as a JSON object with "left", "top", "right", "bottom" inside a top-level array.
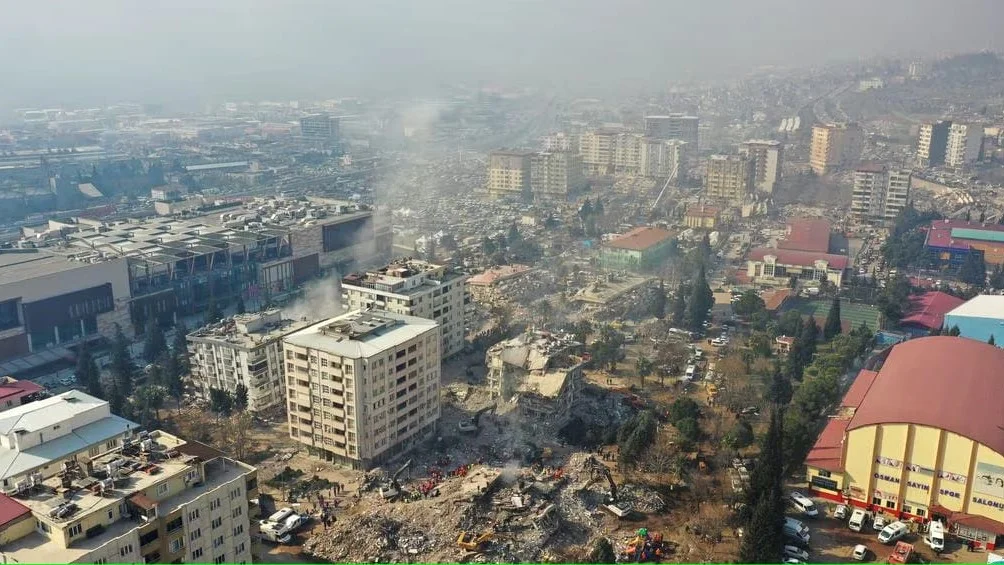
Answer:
[
  {"left": 849, "top": 508, "right": 873, "bottom": 532},
  {"left": 259, "top": 521, "right": 292, "bottom": 544}
]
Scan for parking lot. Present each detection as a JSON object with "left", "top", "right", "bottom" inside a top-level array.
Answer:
[{"left": 791, "top": 494, "right": 983, "bottom": 564}]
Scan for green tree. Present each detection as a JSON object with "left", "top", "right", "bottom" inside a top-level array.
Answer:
[
  {"left": 733, "top": 290, "right": 766, "bottom": 319},
  {"left": 143, "top": 320, "right": 167, "bottom": 363},
  {"left": 619, "top": 410, "right": 658, "bottom": 465},
  {"left": 205, "top": 297, "right": 222, "bottom": 325},
  {"left": 767, "top": 368, "right": 793, "bottom": 405},
  {"left": 989, "top": 335, "right": 996, "bottom": 346},
  {"left": 675, "top": 416, "right": 700, "bottom": 444},
  {"left": 958, "top": 251, "right": 987, "bottom": 286},
  {"left": 107, "top": 383, "right": 125, "bottom": 416},
  {"left": 134, "top": 384, "right": 166, "bottom": 426},
  {"left": 748, "top": 331, "right": 773, "bottom": 358},
  {"left": 668, "top": 397, "right": 701, "bottom": 424},
  {"left": 740, "top": 490, "right": 784, "bottom": 563},
  {"left": 651, "top": 281, "right": 667, "bottom": 320},
  {"left": 172, "top": 322, "right": 190, "bottom": 374},
  {"left": 776, "top": 310, "right": 804, "bottom": 338},
  {"left": 671, "top": 284, "right": 687, "bottom": 325},
  {"left": 823, "top": 297, "right": 842, "bottom": 340},
  {"left": 686, "top": 264, "right": 713, "bottom": 331},
  {"left": 75, "top": 341, "right": 100, "bottom": 394},
  {"left": 635, "top": 356, "right": 654, "bottom": 389},
  {"left": 110, "top": 325, "right": 136, "bottom": 397},
  {"left": 877, "top": 273, "right": 912, "bottom": 323},
  {"left": 724, "top": 419, "right": 754, "bottom": 449},
  {"left": 209, "top": 387, "right": 234, "bottom": 417},
  {"left": 234, "top": 383, "right": 249, "bottom": 411},
  {"left": 948, "top": 325, "right": 961, "bottom": 336}
]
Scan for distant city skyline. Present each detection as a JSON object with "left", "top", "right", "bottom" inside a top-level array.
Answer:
[{"left": 0, "top": 0, "right": 1002, "bottom": 110}]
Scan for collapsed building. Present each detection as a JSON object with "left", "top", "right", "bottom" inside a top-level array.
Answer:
[{"left": 485, "top": 331, "right": 584, "bottom": 423}]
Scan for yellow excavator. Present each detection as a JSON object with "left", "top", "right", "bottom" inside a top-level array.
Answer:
[{"left": 456, "top": 529, "right": 494, "bottom": 552}]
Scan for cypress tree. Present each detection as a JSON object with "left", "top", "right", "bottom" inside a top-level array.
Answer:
[{"left": 823, "top": 297, "right": 842, "bottom": 340}]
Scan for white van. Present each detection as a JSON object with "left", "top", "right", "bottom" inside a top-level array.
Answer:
[
  {"left": 878, "top": 521, "right": 909, "bottom": 544},
  {"left": 685, "top": 365, "right": 697, "bottom": 380},
  {"left": 789, "top": 492, "right": 819, "bottom": 517},
  {"left": 924, "top": 520, "right": 945, "bottom": 552},
  {"left": 849, "top": 508, "right": 872, "bottom": 532},
  {"left": 259, "top": 521, "right": 292, "bottom": 544},
  {"left": 784, "top": 517, "right": 810, "bottom": 544},
  {"left": 268, "top": 507, "right": 295, "bottom": 524}
]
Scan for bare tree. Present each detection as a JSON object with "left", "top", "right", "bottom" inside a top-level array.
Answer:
[{"left": 219, "top": 412, "right": 254, "bottom": 461}]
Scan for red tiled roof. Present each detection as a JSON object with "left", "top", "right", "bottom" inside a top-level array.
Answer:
[
  {"left": 778, "top": 218, "right": 832, "bottom": 253},
  {"left": 749, "top": 247, "right": 850, "bottom": 270},
  {"left": 900, "top": 291, "right": 965, "bottom": 330},
  {"left": 762, "top": 288, "right": 792, "bottom": 311},
  {"left": 925, "top": 219, "right": 1004, "bottom": 251},
  {"left": 605, "top": 226, "right": 673, "bottom": 251},
  {"left": 0, "top": 378, "right": 42, "bottom": 400},
  {"left": 685, "top": 205, "right": 720, "bottom": 218},
  {"left": 847, "top": 337, "right": 1004, "bottom": 456},
  {"left": 805, "top": 418, "right": 850, "bottom": 472},
  {"left": 841, "top": 369, "right": 879, "bottom": 410},
  {"left": 0, "top": 493, "right": 31, "bottom": 529}
]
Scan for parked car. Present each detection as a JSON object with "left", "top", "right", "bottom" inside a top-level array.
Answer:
[
  {"left": 873, "top": 514, "right": 889, "bottom": 531},
  {"left": 834, "top": 504, "right": 850, "bottom": 520},
  {"left": 788, "top": 492, "right": 819, "bottom": 517},
  {"left": 783, "top": 545, "right": 810, "bottom": 561},
  {"left": 852, "top": 544, "right": 868, "bottom": 561}
]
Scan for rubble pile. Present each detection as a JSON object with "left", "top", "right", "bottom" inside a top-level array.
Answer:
[{"left": 618, "top": 483, "right": 667, "bottom": 513}]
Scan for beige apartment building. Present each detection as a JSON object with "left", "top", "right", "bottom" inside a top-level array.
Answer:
[
  {"left": 530, "top": 150, "right": 586, "bottom": 200},
  {"left": 640, "top": 138, "right": 688, "bottom": 179},
  {"left": 341, "top": 259, "right": 467, "bottom": 358},
  {"left": 946, "top": 123, "right": 984, "bottom": 169},
  {"left": 0, "top": 392, "right": 258, "bottom": 565},
  {"left": 485, "top": 150, "right": 533, "bottom": 198},
  {"left": 810, "top": 123, "right": 863, "bottom": 175},
  {"left": 704, "top": 154, "right": 753, "bottom": 203},
  {"left": 740, "top": 139, "right": 783, "bottom": 193},
  {"left": 282, "top": 310, "right": 440, "bottom": 469},
  {"left": 851, "top": 164, "right": 912, "bottom": 224}
]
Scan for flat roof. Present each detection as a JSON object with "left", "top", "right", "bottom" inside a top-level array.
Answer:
[
  {"left": 0, "top": 251, "right": 99, "bottom": 287},
  {"left": 945, "top": 294, "right": 1004, "bottom": 320},
  {"left": 284, "top": 310, "right": 438, "bottom": 358}
]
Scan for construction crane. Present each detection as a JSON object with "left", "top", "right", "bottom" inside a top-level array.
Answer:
[
  {"left": 458, "top": 404, "right": 496, "bottom": 434},
  {"left": 380, "top": 459, "right": 412, "bottom": 500}
]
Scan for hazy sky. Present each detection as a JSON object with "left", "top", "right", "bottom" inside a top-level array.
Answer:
[{"left": 1, "top": 0, "right": 1001, "bottom": 109}]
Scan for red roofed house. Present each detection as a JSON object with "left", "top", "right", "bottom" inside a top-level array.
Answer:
[
  {"left": 747, "top": 217, "right": 848, "bottom": 286},
  {"left": 899, "top": 291, "right": 965, "bottom": 335},
  {"left": 600, "top": 226, "right": 675, "bottom": 272},
  {"left": 0, "top": 493, "right": 32, "bottom": 542},
  {"left": 804, "top": 337, "right": 1004, "bottom": 550},
  {"left": 0, "top": 377, "right": 42, "bottom": 413}
]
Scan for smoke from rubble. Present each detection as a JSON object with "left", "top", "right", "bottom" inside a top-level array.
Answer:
[{"left": 283, "top": 275, "right": 343, "bottom": 321}]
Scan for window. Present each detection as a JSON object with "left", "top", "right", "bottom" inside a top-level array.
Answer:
[
  {"left": 89, "top": 446, "right": 101, "bottom": 457},
  {"left": 157, "top": 482, "right": 170, "bottom": 495},
  {"left": 211, "top": 517, "right": 223, "bottom": 529},
  {"left": 190, "top": 528, "right": 202, "bottom": 541},
  {"left": 233, "top": 524, "right": 244, "bottom": 536},
  {"left": 213, "top": 536, "right": 224, "bottom": 549},
  {"left": 917, "top": 508, "right": 926, "bottom": 517},
  {"left": 140, "top": 529, "right": 159, "bottom": 545},
  {"left": 166, "top": 517, "right": 183, "bottom": 532},
  {"left": 902, "top": 504, "right": 913, "bottom": 514},
  {"left": 170, "top": 538, "right": 184, "bottom": 553},
  {"left": 872, "top": 496, "right": 881, "bottom": 506},
  {"left": 188, "top": 509, "right": 200, "bottom": 521},
  {"left": 68, "top": 523, "right": 82, "bottom": 537},
  {"left": 210, "top": 497, "right": 221, "bottom": 511},
  {"left": 120, "top": 544, "right": 134, "bottom": 557},
  {"left": 105, "top": 439, "right": 117, "bottom": 450},
  {"left": 885, "top": 500, "right": 896, "bottom": 509},
  {"left": 817, "top": 470, "right": 831, "bottom": 478},
  {"left": 191, "top": 548, "right": 204, "bottom": 560},
  {"left": 235, "top": 542, "right": 246, "bottom": 554},
  {"left": 94, "top": 559, "right": 108, "bottom": 565},
  {"left": 230, "top": 486, "right": 242, "bottom": 500},
  {"left": 232, "top": 506, "right": 242, "bottom": 518},
  {"left": 215, "top": 555, "right": 227, "bottom": 564}
]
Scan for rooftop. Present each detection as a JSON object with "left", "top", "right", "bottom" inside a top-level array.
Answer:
[
  {"left": 468, "top": 264, "right": 533, "bottom": 286},
  {"left": 0, "top": 377, "right": 43, "bottom": 401},
  {"left": 925, "top": 219, "right": 1004, "bottom": 250},
  {"left": 604, "top": 226, "right": 674, "bottom": 252},
  {"left": 749, "top": 247, "right": 850, "bottom": 271},
  {"left": 855, "top": 163, "right": 887, "bottom": 174},
  {"left": 489, "top": 331, "right": 583, "bottom": 379},
  {"left": 188, "top": 309, "right": 315, "bottom": 349},
  {"left": 341, "top": 258, "right": 462, "bottom": 295},
  {"left": 685, "top": 204, "right": 720, "bottom": 218},
  {"left": 944, "top": 294, "right": 1004, "bottom": 320},
  {"left": 0, "top": 250, "right": 109, "bottom": 287},
  {"left": 900, "top": 291, "right": 965, "bottom": 330},
  {"left": 847, "top": 337, "right": 1004, "bottom": 456},
  {"left": 777, "top": 217, "right": 832, "bottom": 254},
  {"left": 284, "top": 310, "right": 438, "bottom": 359}
]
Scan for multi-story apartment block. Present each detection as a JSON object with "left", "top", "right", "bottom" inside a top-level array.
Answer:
[
  {"left": 640, "top": 138, "right": 688, "bottom": 180},
  {"left": 187, "top": 310, "right": 314, "bottom": 412},
  {"left": 946, "top": 123, "right": 984, "bottom": 169},
  {"left": 916, "top": 120, "right": 952, "bottom": 167},
  {"left": 644, "top": 114, "right": 700, "bottom": 147},
  {"left": 299, "top": 113, "right": 340, "bottom": 145},
  {"left": 485, "top": 150, "right": 533, "bottom": 198},
  {"left": 810, "top": 123, "right": 863, "bottom": 175},
  {"left": 341, "top": 259, "right": 466, "bottom": 359},
  {"left": 0, "top": 392, "right": 257, "bottom": 564},
  {"left": 485, "top": 331, "right": 584, "bottom": 424},
  {"left": 704, "top": 154, "right": 753, "bottom": 203},
  {"left": 530, "top": 151, "right": 586, "bottom": 200},
  {"left": 282, "top": 310, "right": 440, "bottom": 469},
  {"left": 851, "top": 164, "right": 912, "bottom": 224},
  {"left": 541, "top": 132, "right": 577, "bottom": 152},
  {"left": 740, "top": 139, "right": 783, "bottom": 194}
]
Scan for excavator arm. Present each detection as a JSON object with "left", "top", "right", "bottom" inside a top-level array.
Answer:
[{"left": 390, "top": 459, "right": 412, "bottom": 490}]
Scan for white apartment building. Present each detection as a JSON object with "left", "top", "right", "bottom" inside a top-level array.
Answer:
[
  {"left": 282, "top": 310, "right": 440, "bottom": 469},
  {"left": 187, "top": 310, "right": 314, "bottom": 412},
  {"left": 341, "top": 259, "right": 466, "bottom": 358},
  {"left": 0, "top": 393, "right": 257, "bottom": 565},
  {"left": 740, "top": 139, "right": 783, "bottom": 193},
  {"left": 851, "top": 164, "right": 912, "bottom": 224},
  {"left": 705, "top": 154, "right": 753, "bottom": 203},
  {"left": 946, "top": 123, "right": 984, "bottom": 169},
  {"left": 640, "top": 138, "right": 688, "bottom": 180}
]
